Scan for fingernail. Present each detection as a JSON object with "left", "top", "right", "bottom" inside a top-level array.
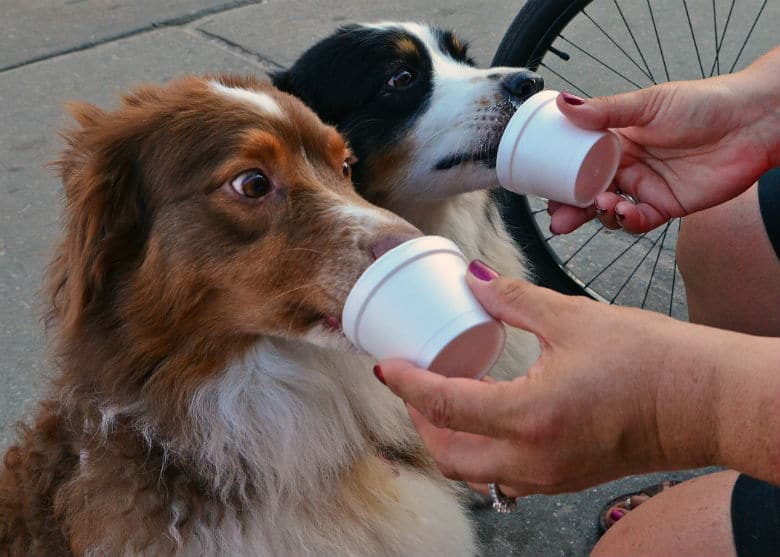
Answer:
[
  {"left": 561, "top": 92, "right": 585, "bottom": 106},
  {"left": 468, "top": 260, "right": 499, "bottom": 281},
  {"left": 609, "top": 509, "right": 625, "bottom": 522},
  {"left": 615, "top": 210, "right": 625, "bottom": 225},
  {"left": 596, "top": 208, "right": 606, "bottom": 217},
  {"left": 373, "top": 365, "right": 386, "bottom": 385}
]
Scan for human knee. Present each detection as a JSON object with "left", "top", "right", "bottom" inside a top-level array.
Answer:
[{"left": 676, "top": 211, "right": 718, "bottom": 286}]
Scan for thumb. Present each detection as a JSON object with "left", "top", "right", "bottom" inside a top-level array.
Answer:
[
  {"left": 556, "top": 88, "right": 660, "bottom": 130},
  {"left": 465, "top": 266, "right": 567, "bottom": 337}
]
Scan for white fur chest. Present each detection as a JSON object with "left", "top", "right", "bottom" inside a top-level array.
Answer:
[{"left": 161, "top": 339, "right": 476, "bottom": 557}]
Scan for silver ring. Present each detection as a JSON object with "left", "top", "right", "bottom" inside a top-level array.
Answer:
[
  {"left": 489, "top": 483, "right": 518, "bottom": 513},
  {"left": 624, "top": 496, "right": 632, "bottom": 510},
  {"left": 616, "top": 190, "right": 639, "bottom": 205}
]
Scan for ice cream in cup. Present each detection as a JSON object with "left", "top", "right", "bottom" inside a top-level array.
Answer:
[
  {"left": 342, "top": 236, "right": 505, "bottom": 379},
  {"left": 496, "top": 89, "right": 621, "bottom": 207}
]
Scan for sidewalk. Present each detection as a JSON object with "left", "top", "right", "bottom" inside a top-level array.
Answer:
[{"left": 0, "top": 1, "right": 712, "bottom": 555}]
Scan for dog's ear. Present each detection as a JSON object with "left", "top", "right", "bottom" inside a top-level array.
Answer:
[
  {"left": 48, "top": 101, "right": 150, "bottom": 330},
  {"left": 269, "top": 68, "right": 294, "bottom": 95}
]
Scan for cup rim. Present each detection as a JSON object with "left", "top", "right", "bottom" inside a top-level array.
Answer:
[
  {"left": 341, "top": 235, "right": 465, "bottom": 348},
  {"left": 496, "top": 89, "right": 560, "bottom": 189}
]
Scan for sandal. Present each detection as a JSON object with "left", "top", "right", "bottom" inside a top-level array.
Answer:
[{"left": 598, "top": 480, "right": 682, "bottom": 534}]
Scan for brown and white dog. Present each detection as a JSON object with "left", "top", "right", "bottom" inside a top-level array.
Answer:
[
  {"left": 0, "top": 75, "right": 481, "bottom": 556},
  {"left": 273, "top": 22, "right": 544, "bottom": 379}
]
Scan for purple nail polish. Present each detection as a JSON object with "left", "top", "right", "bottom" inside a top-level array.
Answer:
[
  {"left": 561, "top": 92, "right": 585, "bottom": 106},
  {"left": 609, "top": 509, "right": 625, "bottom": 522},
  {"left": 468, "top": 260, "right": 499, "bottom": 281},
  {"left": 373, "top": 365, "right": 386, "bottom": 385}
]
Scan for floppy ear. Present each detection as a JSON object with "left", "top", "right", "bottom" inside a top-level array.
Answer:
[{"left": 48, "top": 101, "right": 150, "bottom": 330}]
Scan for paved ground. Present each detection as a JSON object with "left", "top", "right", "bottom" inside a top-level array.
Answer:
[{"left": 1, "top": 1, "right": 773, "bottom": 555}]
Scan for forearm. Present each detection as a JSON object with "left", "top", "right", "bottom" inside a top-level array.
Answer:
[
  {"left": 713, "top": 333, "right": 780, "bottom": 484},
  {"left": 654, "top": 322, "right": 780, "bottom": 485}
]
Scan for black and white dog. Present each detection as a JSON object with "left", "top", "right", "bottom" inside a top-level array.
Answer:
[{"left": 273, "top": 22, "right": 544, "bottom": 377}]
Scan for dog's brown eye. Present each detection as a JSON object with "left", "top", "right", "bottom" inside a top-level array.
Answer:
[
  {"left": 387, "top": 68, "right": 415, "bottom": 89},
  {"left": 230, "top": 170, "right": 271, "bottom": 199},
  {"left": 342, "top": 161, "right": 351, "bottom": 179}
]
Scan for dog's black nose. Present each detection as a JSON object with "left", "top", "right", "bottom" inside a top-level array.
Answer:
[{"left": 502, "top": 71, "right": 544, "bottom": 102}]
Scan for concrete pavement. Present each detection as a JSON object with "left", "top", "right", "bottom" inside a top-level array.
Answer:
[{"left": 2, "top": 0, "right": 768, "bottom": 554}]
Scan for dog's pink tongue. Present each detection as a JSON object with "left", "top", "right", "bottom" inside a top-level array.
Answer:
[{"left": 324, "top": 315, "right": 342, "bottom": 331}]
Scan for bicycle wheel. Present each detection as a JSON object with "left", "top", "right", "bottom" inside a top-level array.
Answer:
[{"left": 492, "top": 0, "right": 775, "bottom": 319}]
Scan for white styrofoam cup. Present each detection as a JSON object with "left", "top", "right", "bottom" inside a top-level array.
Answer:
[
  {"left": 342, "top": 236, "right": 505, "bottom": 379},
  {"left": 496, "top": 89, "right": 621, "bottom": 207}
]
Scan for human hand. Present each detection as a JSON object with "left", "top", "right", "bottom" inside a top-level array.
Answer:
[
  {"left": 376, "top": 266, "right": 721, "bottom": 496},
  {"left": 548, "top": 47, "right": 780, "bottom": 234}
]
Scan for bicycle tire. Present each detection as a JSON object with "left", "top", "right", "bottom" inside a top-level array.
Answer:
[{"left": 491, "top": 0, "right": 596, "bottom": 297}]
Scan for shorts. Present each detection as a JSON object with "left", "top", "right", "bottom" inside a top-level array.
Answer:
[
  {"left": 758, "top": 166, "right": 780, "bottom": 261},
  {"left": 731, "top": 474, "right": 780, "bottom": 557}
]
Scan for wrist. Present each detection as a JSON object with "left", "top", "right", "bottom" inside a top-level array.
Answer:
[
  {"left": 728, "top": 48, "right": 780, "bottom": 169},
  {"left": 654, "top": 323, "right": 780, "bottom": 483},
  {"left": 651, "top": 320, "right": 722, "bottom": 470}
]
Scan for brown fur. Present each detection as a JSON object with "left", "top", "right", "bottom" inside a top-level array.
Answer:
[{"left": 0, "top": 74, "right": 422, "bottom": 556}]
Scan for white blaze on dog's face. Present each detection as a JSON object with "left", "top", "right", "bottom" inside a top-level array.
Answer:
[
  {"left": 272, "top": 22, "right": 543, "bottom": 208},
  {"left": 56, "top": 75, "right": 418, "bottom": 354}
]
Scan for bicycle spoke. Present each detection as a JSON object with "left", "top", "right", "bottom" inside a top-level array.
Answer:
[
  {"left": 539, "top": 62, "right": 591, "bottom": 97},
  {"left": 584, "top": 232, "right": 649, "bottom": 288},
  {"left": 582, "top": 9, "right": 655, "bottom": 82},
  {"left": 668, "top": 219, "right": 681, "bottom": 316},
  {"left": 559, "top": 35, "right": 647, "bottom": 89},
  {"left": 561, "top": 224, "right": 606, "bottom": 266},
  {"left": 640, "top": 221, "right": 671, "bottom": 308},
  {"left": 682, "top": 0, "right": 706, "bottom": 79},
  {"left": 646, "top": 0, "right": 671, "bottom": 81},
  {"left": 728, "top": 0, "right": 768, "bottom": 73},
  {"left": 709, "top": 0, "right": 736, "bottom": 77},
  {"left": 613, "top": 0, "right": 656, "bottom": 81},
  {"left": 712, "top": 0, "right": 720, "bottom": 75},
  {"left": 610, "top": 230, "right": 667, "bottom": 303}
]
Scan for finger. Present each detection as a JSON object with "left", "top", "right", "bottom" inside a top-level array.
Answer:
[
  {"left": 467, "top": 482, "right": 490, "bottom": 496},
  {"left": 467, "top": 482, "right": 522, "bottom": 500},
  {"left": 547, "top": 200, "right": 563, "bottom": 216},
  {"left": 465, "top": 274, "right": 567, "bottom": 337},
  {"left": 549, "top": 204, "right": 598, "bottom": 234},
  {"left": 614, "top": 201, "right": 668, "bottom": 233},
  {"left": 378, "top": 359, "right": 516, "bottom": 437},
  {"left": 408, "top": 407, "right": 572, "bottom": 497},
  {"left": 594, "top": 192, "right": 625, "bottom": 230},
  {"left": 493, "top": 484, "right": 522, "bottom": 499},
  {"left": 556, "top": 87, "right": 661, "bottom": 130},
  {"left": 406, "top": 405, "right": 518, "bottom": 484}
]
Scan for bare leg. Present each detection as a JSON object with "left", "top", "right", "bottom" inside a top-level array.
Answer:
[
  {"left": 591, "top": 470, "right": 739, "bottom": 557},
  {"left": 677, "top": 183, "right": 780, "bottom": 336}
]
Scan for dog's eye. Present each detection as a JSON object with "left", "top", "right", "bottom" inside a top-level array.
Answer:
[
  {"left": 231, "top": 170, "right": 271, "bottom": 199},
  {"left": 342, "top": 161, "right": 352, "bottom": 179},
  {"left": 387, "top": 68, "right": 415, "bottom": 89}
]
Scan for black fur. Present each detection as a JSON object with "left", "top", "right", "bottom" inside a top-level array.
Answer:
[{"left": 272, "top": 25, "right": 459, "bottom": 193}]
